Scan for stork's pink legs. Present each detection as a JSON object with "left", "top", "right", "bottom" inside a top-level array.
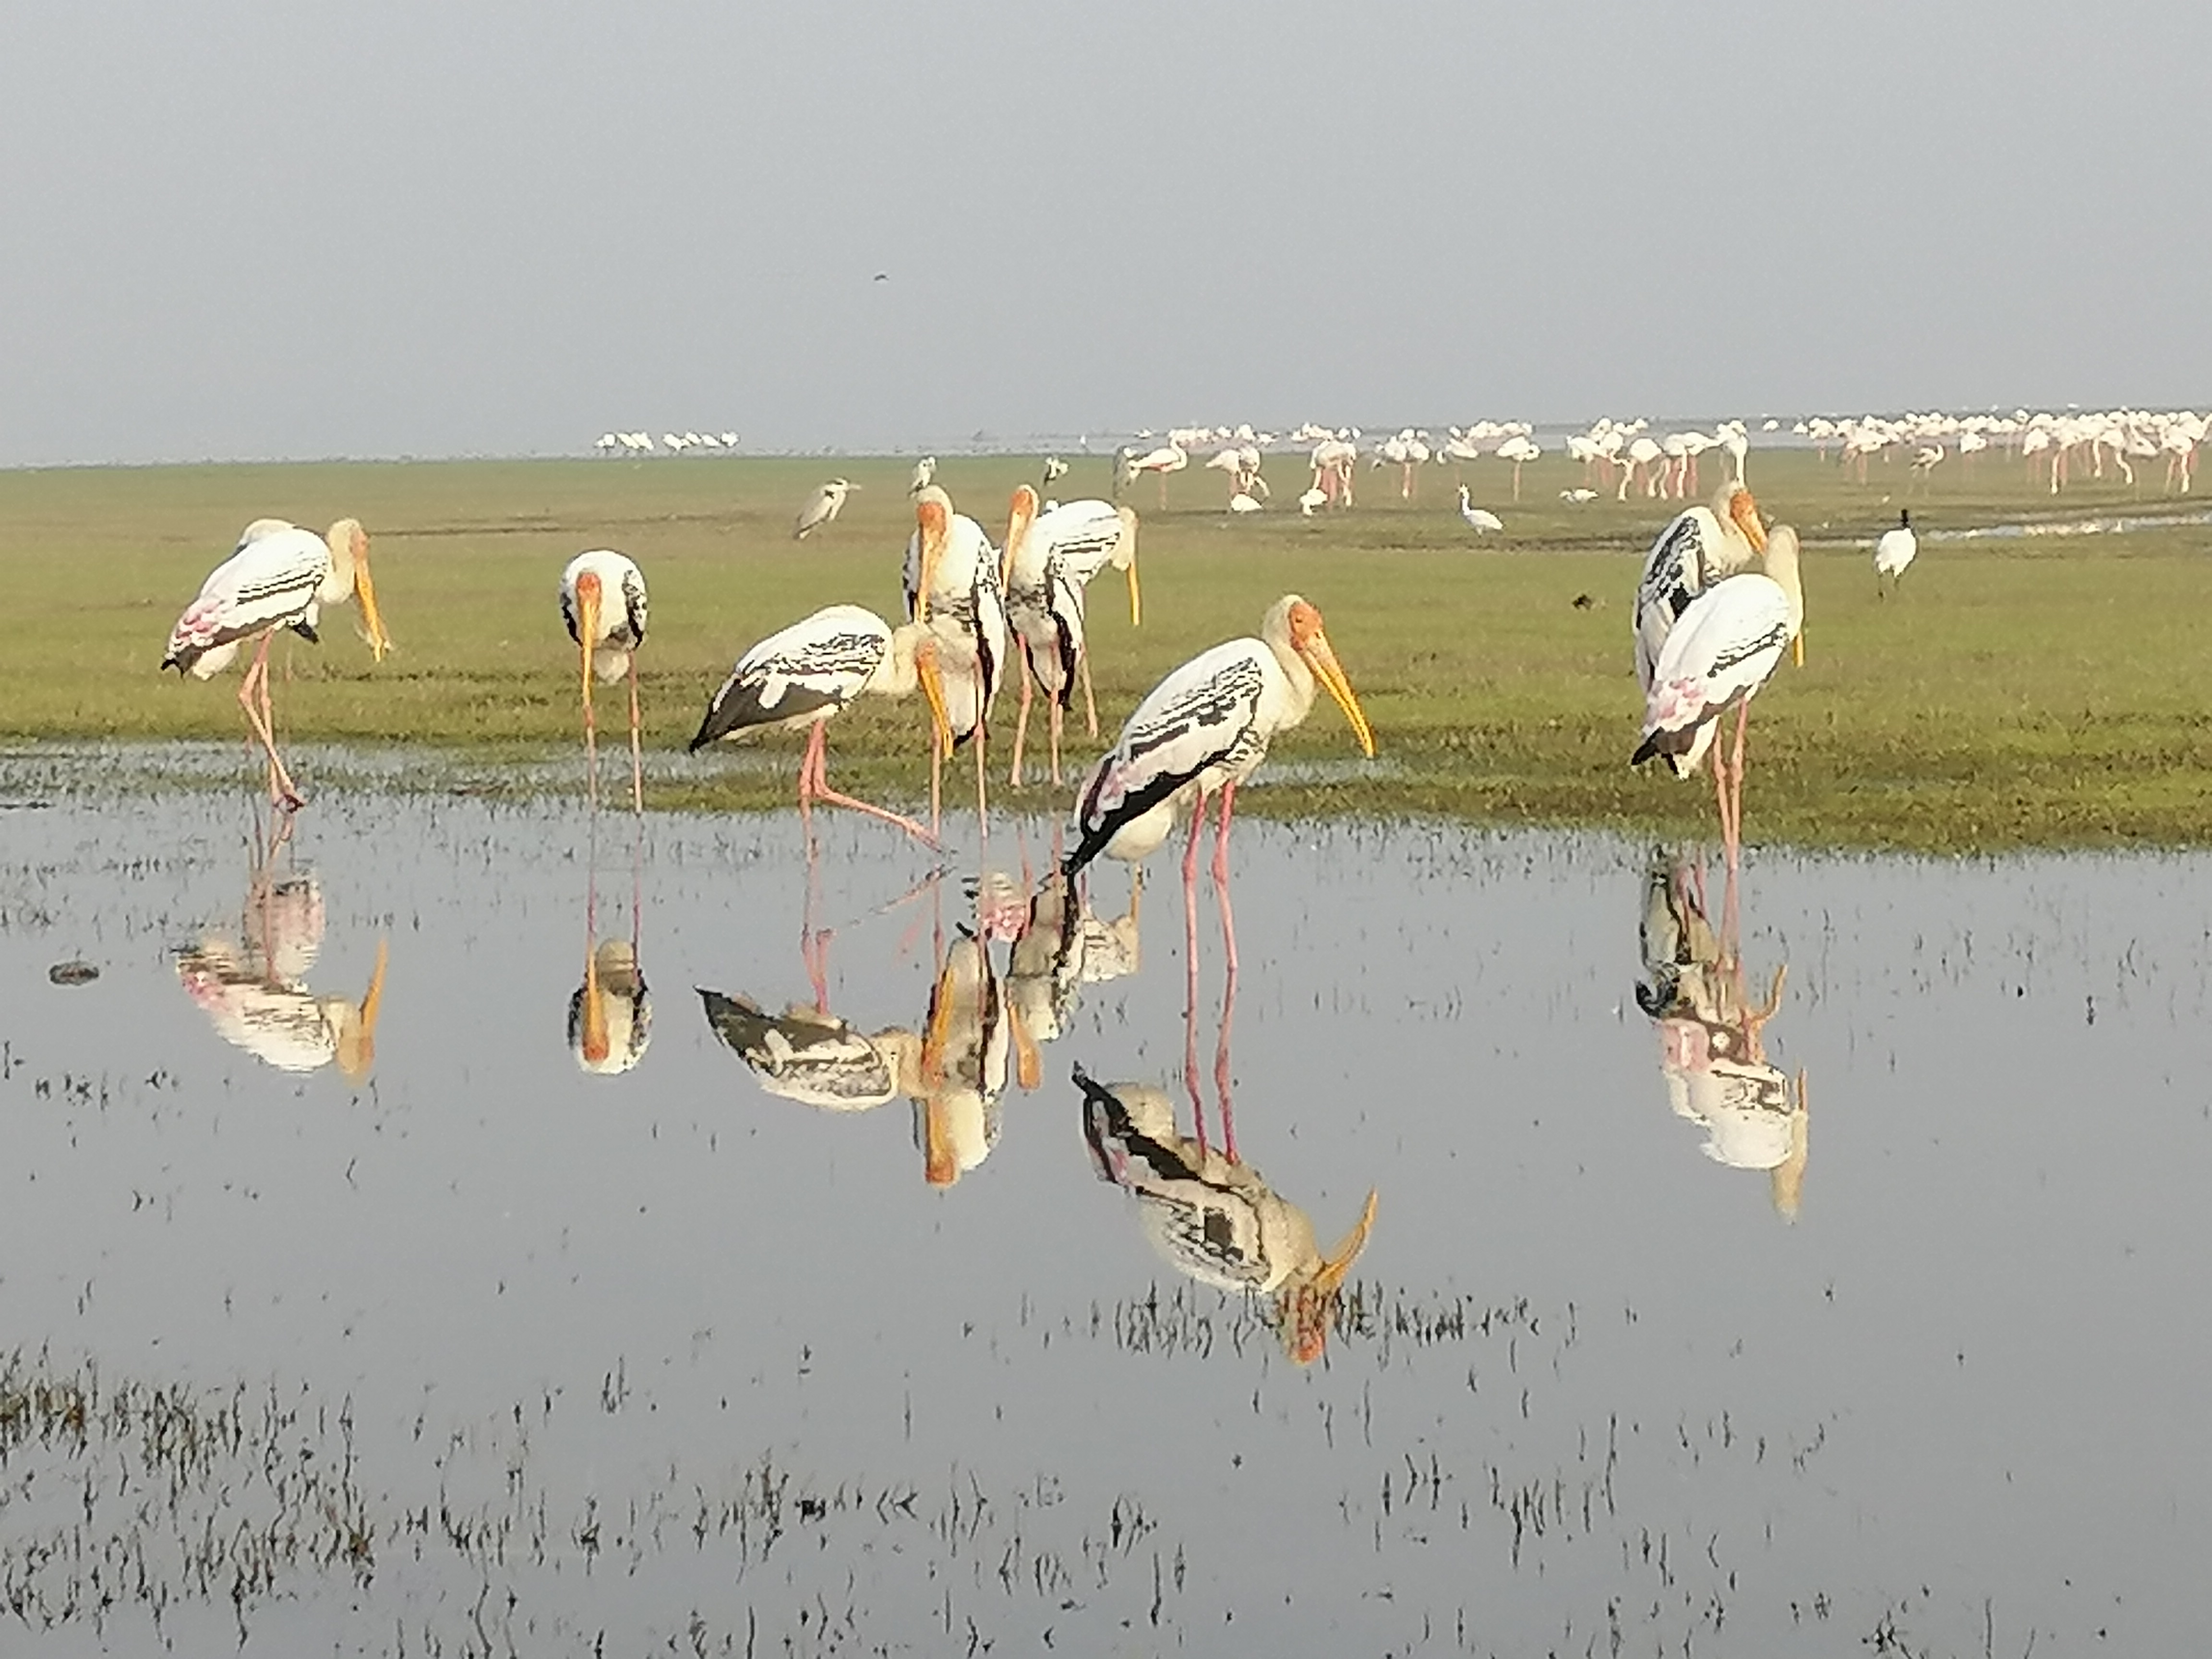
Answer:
[
  {"left": 798, "top": 718, "right": 939, "bottom": 846},
  {"left": 237, "top": 630, "right": 304, "bottom": 811},
  {"left": 1009, "top": 664, "right": 1034, "bottom": 787}
]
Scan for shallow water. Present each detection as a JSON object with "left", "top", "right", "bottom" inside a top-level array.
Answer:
[{"left": 2, "top": 758, "right": 2209, "bottom": 1656}]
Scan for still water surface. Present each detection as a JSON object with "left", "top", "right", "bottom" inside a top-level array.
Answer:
[{"left": 1, "top": 757, "right": 2207, "bottom": 1655}]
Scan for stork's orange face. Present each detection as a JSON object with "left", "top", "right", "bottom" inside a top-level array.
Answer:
[
  {"left": 1001, "top": 485, "right": 1038, "bottom": 589},
  {"left": 1728, "top": 486, "right": 1768, "bottom": 554},
  {"left": 1287, "top": 601, "right": 1377, "bottom": 758}
]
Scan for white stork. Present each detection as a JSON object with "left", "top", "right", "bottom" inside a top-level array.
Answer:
[
  {"left": 1000, "top": 488, "right": 1141, "bottom": 782},
  {"left": 1457, "top": 486, "right": 1504, "bottom": 533},
  {"left": 559, "top": 551, "right": 649, "bottom": 812},
  {"left": 1633, "top": 482, "right": 1772, "bottom": 698},
  {"left": 164, "top": 518, "right": 392, "bottom": 811},
  {"left": 1875, "top": 508, "right": 1917, "bottom": 595},
  {"left": 1634, "top": 526, "right": 1805, "bottom": 871},
  {"left": 687, "top": 603, "right": 951, "bottom": 845},
  {"left": 1067, "top": 595, "right": 1375, "bottom": 981},
  {"left": 793, "top": 478, "right": 859, "bottom": 540},
  {"left": 908, "top": 487, "right": 1011, "bottom": 834}
]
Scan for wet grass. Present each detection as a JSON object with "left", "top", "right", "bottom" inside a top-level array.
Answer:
[{"left": 3, "top": 449, "right": 2210, "bottom": 850}]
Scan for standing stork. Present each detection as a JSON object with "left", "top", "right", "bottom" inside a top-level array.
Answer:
[
  {"left": 1634, "top": 526, "right": 1805, "bottom": 872},
  {"left": 164, "top": 518, "right": 392, "bottom": 811},
  {"left": 1000, "top": 488, "right": 1141, "bottom": 781},
  {"left": 687, "top": 603, "right": 951, "bottom": 845},
  {"left": 560, "top": 551, "right": 649, "bottom": 813},
  {"left": 1001, "top": 485, "right": 1085, "bottom": 788},
  {"left": 793, "top": 478, "right": 859, "bottom": 540},
  {"left": 907, "top": 487, "right": 1010, "bottom": 835},
  {"left": 1067, "top": 595, "right": 1374, "bottom": 1016},
  {"left": 1634, "top": 482, "right": 1772, "bottom": 698},
  {"left": 1874, "top": 509, "right": 1917, "bottom": 595}
]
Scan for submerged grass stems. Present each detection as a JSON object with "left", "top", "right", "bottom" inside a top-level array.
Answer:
[{"left": 2, "top": 450, "right": 2209, "bottom": 851}]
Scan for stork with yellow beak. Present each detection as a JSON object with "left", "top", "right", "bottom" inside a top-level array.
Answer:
[
  {"left": 1000, "top": 486, "right": 1141, "bottom": 784},
  {"left": 560, "top": 550, "right": 649, "bottom": 812},
  {"left": 1634, "top": 481, "right": 1799, "bottom": 699},
  {"left": 164, "top": 517, "right": 391, "bottom": 810},
  {"left": 904, "top": 486, "right": 1009, "bottom": 835}
]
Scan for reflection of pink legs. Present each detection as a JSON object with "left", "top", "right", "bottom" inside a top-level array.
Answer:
[
  {"left": 1009, "top": 667, "right": 1033, "bottom": 787},
  {"left": 1182, "top": 798, "right": 1206, "bottom": 1154}
]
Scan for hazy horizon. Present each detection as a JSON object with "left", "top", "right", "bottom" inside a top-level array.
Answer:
[{"left": 4, "top": 0, "right": 2205, "bottom": 468}]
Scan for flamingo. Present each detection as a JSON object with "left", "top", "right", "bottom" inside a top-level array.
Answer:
[
  {"left": 164, "top": 518, "right": 391, "bottom": 811},
  {"left": 560, "top": 551, "right": 649, "bottom": 813},
  {"left": 793, "top": 478, "right": 859, "bottom": 540},
  {"left": 1875, "top": 509, "right": 1917, "bottom": 595},
  {"left": 1495, "top": 434, "right": 1539, "bottom": 501},
  {"left": 1634, "top": 526, "right": 1805, "bottom": 873},
  {"left": 688, "top": 604, "right": 951, "bottom": 844},
  {"left": 1121, "top": 441, "right": 1188, "bottom": 508},
  {"left": 1634, "top": 482, "right": 1772, "bottom": 697}
]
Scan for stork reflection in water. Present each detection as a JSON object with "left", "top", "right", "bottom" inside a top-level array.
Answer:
[
  {"left": 569, "top": 796, "right": 651, "bottom": 1075},
  {"left": 1635, "top": 847, "right": 1808, "bottom": 1218},
  {"left": 174, "top": 813, "right": 387, "bottom": 1083},
  {"left": 1075, "top": 946, "right": 1377, "bottom": 1366}
]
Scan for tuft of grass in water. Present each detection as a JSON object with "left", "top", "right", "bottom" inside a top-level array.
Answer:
[{"left": 2, "top": 449, "right": 2210, "bottom": 851}]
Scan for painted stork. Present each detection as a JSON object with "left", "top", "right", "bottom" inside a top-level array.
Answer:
[
  {"left": 1633, "top": 526, "right": 1804, "bottom": 871},
  {"left": 687, "top": 603, "right": 951, "bottom": 845},
  {"left": 908, "top": 487, "right": 1011, "bottom": 834},
  {"left": 999, "top": 489, "right": 1141, "bottom": 783},
  {"left": 560, "top": 551, "right": 649, "bottom": 812},
  {"left": 163, "top": 517, "right": 391, "bottom": 810},
  {"left": 793, "top": 478, "right": 859, "bottom": 540},
  {"left": 1875, "top": 509, "right": 1917, "bottom": 595},
  {"left": 1633, "top": 482, "right": 1770, "bottom": 698},
  {"left": 570, "top": 938, "right": 651, "bottom": 1075},
  {"left": 1076, "top": 1065, "right": 1378, "bottom": 1364},
  {"left": 699, "top": 989, "right": 904, "bottom": 1110},
  {"left": 1066, "top": 595, "right": 1374, "bottom": 998}
]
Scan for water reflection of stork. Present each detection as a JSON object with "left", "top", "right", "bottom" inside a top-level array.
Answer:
[
  {"left": 569, "top": 798, "right": 651, "bottom": 1076},
  {"left": 174, "top": 814, "right": 387, "bottom": 1082},
  {"left": 1635, "top": 848, "right": 1808, "bottom": 1219},
  {"left": 1075, "top": 954, "right": 1377, "bottom": 1365}
]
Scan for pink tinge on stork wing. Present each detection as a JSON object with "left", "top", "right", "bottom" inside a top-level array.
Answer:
[
  {"left": 1648, "top": 676, "right": 1712, "bottom": 732},
  {"left": 170, "top": 594, "right": 228, "bottom": 652}
]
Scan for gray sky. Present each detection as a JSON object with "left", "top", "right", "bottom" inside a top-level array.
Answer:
[{"left": 2, "top": 0, "right": 2205, "bottom": 466}]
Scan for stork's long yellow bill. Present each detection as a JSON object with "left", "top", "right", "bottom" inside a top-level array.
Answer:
[
  {"left": 1301, "top": 634, "right": 1377, "bottom": 758},
  {"left": 576, "top": 577, "right": 602, "bottom": 716},
  {"left": 354, "top": 553, "right": 392, "bottom": 662}
]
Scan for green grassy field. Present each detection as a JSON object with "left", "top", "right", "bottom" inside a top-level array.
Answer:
[{"left": 3, "top": 446, "right": 2210, "bottom": 850}]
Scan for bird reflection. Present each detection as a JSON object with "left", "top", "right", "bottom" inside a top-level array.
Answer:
[
  {"left": 570, "top": 805, "right": 650, "bottom": 1075},
  {"left": 1075, "top": 947, "right": 1377, "bottom": 1365},
  {"left": 174, "top": 814, "right": 386, "bottom": 1082},
  {"left": 1635, "top": 847, "right": 1808, "bottom": 1218},
  {"left": 1002, "top": 865, "right": 1142, "bottom": 1092}
]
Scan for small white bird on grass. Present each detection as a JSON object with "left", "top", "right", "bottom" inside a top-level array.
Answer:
[
  {"left": 793, "top": 478, "right": 859, "bottom": 540},
  {"left": 1875, "top": 509, "right": 1917, "bottom": 596},
  {"left": 1457, "top": 486, "right": 1503, "bottom": 533}
]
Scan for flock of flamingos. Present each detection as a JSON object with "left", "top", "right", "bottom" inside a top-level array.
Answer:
[{"left": 151, "top": 403, "right": 2200, "bottom": 1352}]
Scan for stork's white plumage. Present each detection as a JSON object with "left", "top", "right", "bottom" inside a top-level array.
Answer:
[
  {"left": 793, "top": 477, "right": 859, "bottom": 540},
  {"left": 164, "top": 517, "right": 391, "bottom": 810},
  {"left": 686, "top": 603, "right": 950, "bottom": 844},
  {"left": 560, "top": 550, "right": 650, "bottom": 812},
  {"left": 1633, "top": 482, "right": 1769, "bottom": 697},
  {"left": 1067, "top": 595, "right": 1375, "bottom": 885},
  {"left": 1875, "top": 509, "right": 1917, "bottom": 594},
  {"left": 909, "top": 487, "right": 1011, "bottom": 833},
  {"left": 1634, "top": 527, "right": 1804, "bottom": 869},
  {"left": 1000, "top": 489, "right": 1141, "bottom": 782},
  {"left": 1456, "top": 486, "right": 1504, "bottom": 533}
]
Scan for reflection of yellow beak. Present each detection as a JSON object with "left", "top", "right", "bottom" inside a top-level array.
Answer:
[
  {"left": 352, "top": 541, "right": 391, "bottom": 662},
  {"left": 337, "top": 938, "right": 388, "bottom": 1082},
  {"left": 917, "top": 643, "right": 953, "bottom": 754},
  {"left": 923, "top": 1098, "right": 957, "bottom": 1187},
  {"left": 1313, "top": 1189, "right": 1379, "bottom": 1297},
  {"left": 1299, "top": 634, "right": 1377, "bottom": 757},
  {"left": 580, "top": 940, "right": 610, "bottom": 1065},
  {"left": 1772, "top": 1072, "right": 1810, "bottom": 1221},
  {"left": 1287, "top": 1189, "right": 1378, "bottom": 1365},
  {"left": 1010, "top": 997, "right": 1040, "bottom": 1092},
  {"left": 921, "top": 960, "right": 957, "bottom": 1088}
]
